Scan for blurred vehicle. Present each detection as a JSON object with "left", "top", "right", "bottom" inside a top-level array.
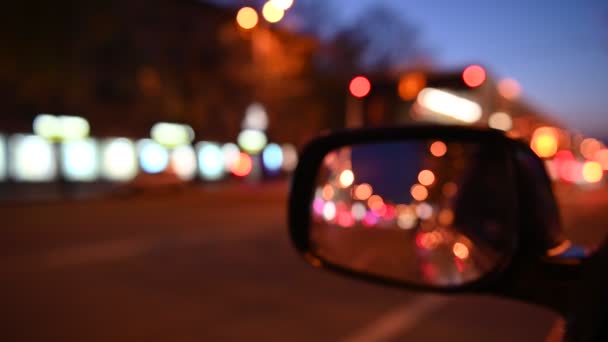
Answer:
[{"left": 288, "top": 125, "right": 605, "bottom": 341}]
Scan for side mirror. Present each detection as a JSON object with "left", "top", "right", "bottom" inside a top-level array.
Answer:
[{"left": 288, "top": 126, "right": 579, "bottom": 300}]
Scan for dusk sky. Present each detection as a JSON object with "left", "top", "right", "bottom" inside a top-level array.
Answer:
[{"left": 326, "top": 0, "right": 608, "bottom": 137}]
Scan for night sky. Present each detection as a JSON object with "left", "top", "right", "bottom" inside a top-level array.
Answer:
[{"left": 329, "top": 0, "right": 608, "bottom": 138}]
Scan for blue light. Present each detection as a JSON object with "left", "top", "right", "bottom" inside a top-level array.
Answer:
[
  {"left": 262, "top": 143, "right": 283, "bottom": 172},
  {"left": 138, "top": 139, "right": 169, "bottom": 174},
  {"left": 197, "top": 142, "right": 224, "bottom": 181}
]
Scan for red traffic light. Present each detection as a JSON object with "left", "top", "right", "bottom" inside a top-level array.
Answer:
[
  {"left": 462, "top": 65, "right": 486, "bottom": 88},
  {"left": 349, "top": 76, "right": 371, "bottom": 98}
]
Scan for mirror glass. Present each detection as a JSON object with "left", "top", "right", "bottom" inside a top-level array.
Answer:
[{"left": 309, "top": 140, "right": 518, "bottom": 287}]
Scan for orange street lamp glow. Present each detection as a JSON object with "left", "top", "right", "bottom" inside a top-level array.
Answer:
[
  {"left": 262, "top": 1, "right": 285, "bottom": 23},
  {"left": 236, "top": 7, "right": 258, "bottom": 30}
]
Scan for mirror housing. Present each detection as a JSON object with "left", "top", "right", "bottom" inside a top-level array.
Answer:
[{"left": 288, "top": 125, "right": 574, "bottom": 301}]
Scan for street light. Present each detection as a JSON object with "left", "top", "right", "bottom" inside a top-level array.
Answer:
[
  {"left": 270, "top": 0, "right": 294, "bottom": 11},
  {"left": 236, "top": 7, "right": 258, "bottom": 30},
  {"left": 262, "top": 1, "right": 285, "bottom": 23}
]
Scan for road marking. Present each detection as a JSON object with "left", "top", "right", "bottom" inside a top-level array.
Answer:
[{"left": 343, "top": 295, "right": 449, "bottom": 342}]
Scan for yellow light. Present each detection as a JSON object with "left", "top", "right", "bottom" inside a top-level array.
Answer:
[
  {"left": 237, "top": 129, "right": 267, "bottom": 154},
  {"left": 150, "top": 122, "right": 195, "bottom": 148},
  {"left": 262, "top": 1, "right": 285, "bottom": 23},
  {"left": 270, "top": 0, "right": 294, "bottom": 11},
  {"left": 531, "top": 127, "right": 558, "bottom": 158},
  {"left": 354, "top": 183, "right": 373, "bottom": 200},
  {"left": 322, "top": 184, "right": 334, "bottom": 200},
  {"left": 417, "top": 88, "right": 482, "bottom": 123},
  {"left": 411, "top": 184, "right": 428, "bottom": 201},
  {"left": 33, "top": 114, "right": 90, "bottom": 141},
  {"left": 582, "top": 161, "right": 603, "bottom": 183},
  {"left": 430, "top": 141, "right": 447, "bottom": 157},
  {"left": 453, "top": 242, "right": 469, "bottom": 259},
  {"left": 338, "top": 170, "right": 354, "bottom": 188},
  {"left": 236, "top": 7, "right": 258, "bottom": 30},
  {"left": 497, "top": 78, "right": 521, "bottom": 100},
  {"left": 398, "top": 72, "right": 426, "bottom": 100},
  {"left": 418, "top": 169, "right": 435, "bottom": 186}
]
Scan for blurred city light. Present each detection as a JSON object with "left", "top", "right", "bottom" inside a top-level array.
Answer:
[
  {"left": 416, "top": 202, "right": 433, "bottom": 219},
  {"left": 497, "top": 78, "right": 521, "bottom": 100},
  {"left": 582, "top": 161, "right": 603, "bottom": 184},
  {"left": 430, "top": 141, "right": 447, "bottom": 157},
  {"left": 351, "top": 203, "right": 367, "bottom": 221},
  {"left": 531, "top": 127, "right": 558, "bottom": 158},
  {"left": 237, "top": 129, "right": 267, "bottom": 154},
  {"left": 9, "top": 134, "right": 57, "bottom": 182},
  {"left": 171, "top": 145, "right": 197, "bottom": 181},
  {"left": 417, "top": 88, "right": 482, "bottom": 123},
  {"left": 242, "top": 103, "right": 269, "bottom": 131},
  {"left": 411, "top": 184, "right": 428, "bottom": 201},
  {"left": 281, "top": 144, "right": 298, "bottom": 172},
  {"left": 230, "top": 152, "right": 253, "bottom": 177},
  {"left": 138, "top": 139, "right": 169, "bottom": 174},
  {"left": 488, "top": 112, "right": 513, "bottom": 131},
  {"left": 322, "top": 184, "right": 334, "bottom": 200},
  {"left": 262, "top": 143, "right": 283, "bottom": 172},
  {"left": 367, "top": 195, "right": 384, "bottom": 211},
  {"left": 462, "top": 65, "right": 486, "bottom": 88},
  {"left": 0, "top": 134, "right": 5, "bottom": 181},
  {"left": 338, "top": 169, "right": 354, "bottom": 188},
  {"left": 221, "top": 143, "right": 240, "bottom": 169},
  {"left": 453, "top": 242, "right": 470, "bottom": 260},
  {"left": 197, "top": 142, "right": 224, "bottom": 181},
  {"left": 418, "top": 170, "right": 435, "bottom": 186},
  {"left": 594, "top": 149, "right": 608, "bottom": 170},
  {"left": 33, "top": 114, "right": 90, "bottom": 141},
  {"left": 61, "top": 139, "right": 99, "bottom": 182},
  {"left": 349, "top": 76, "right": 371, "bottom": 98},
  {"left": 150, "top": 122, "right": 195, "bottom": 148},
  {"left": 397, "top": 208, "right": 417, "bottom": 230},
  {"left": 438, "top": 209, "right": 455, "bottom": 226},
  {"left": 262, "top": 1, "right": 285, "bottom": 23},
  {"left": 270, "top": 0, "right": 294, "bottom": 10},
  {"left": 354, "top": 183, "right": 373, "bottom": 200},
  {"left": 398, "top": 72, "right": 426, "bottom": 100},
  {"left": 236, "top": 7, "right": 258, "bottom": 30},
  {"left": 580, "top": 138, "right": 603, "bottom": 160},
  {"left": 101, "top": 138, "right": 138, "bottom": 181},
  {"left": 322, "top": 201, "right": 336, "bottom": 221}
]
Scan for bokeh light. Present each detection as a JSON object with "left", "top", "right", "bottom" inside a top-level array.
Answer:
[
  {"left": 101, "top": 138, "right": 138, "bottom": 181},
  {"left": 236, "top": 7, "right": 258, "bottom": 30},
  {"left": 462, "top": 65, "right": 486, "bottom": 88},
  {"left": 349, "top": 76, "right": 371, "bottom": 98},
  {"left": 531, "top": 127, "right": 558, "bottom": 158},
  {"left": 242, "top": 103, "right": 269, "bottom": 131},
  {"left": 417, "top": 88, "right": 482, "bottom": 123},
  {"left": 323, "top": 201, "right": 336, "bottom": 221},
  {"left": 354, "top": 183, "right": 373, "bottom": 200},
  {"left": 230, "top": 152, "right": 253, "bottom": 177},
  {"left": 453, "top": 242, "right": 470, "bottom": 259},
  {"left": 237, "top": 129, "right": 267, "bottom": 154},
  {"left": 33, "top": 114, "right": 90, "bottom": 141},
  {"left": 418, "top": 170, "right": 435, "bottom": 186},
  {"left": 322, "top": 184, "right": 334, "bottom": 200},
  {"left": 594, "top": 149, "right": 608, "bottom": 170},
  {"left": 582, "top": 161, "right": 603, "bottom": 184},
  {"left": 367, "top": 195, "right": 384, "bottom": 211},
  {"left": 580, "top": 138, "right": 602, "bottom": 160},
  {"left": 150, "top": 122, "right": 194, "bottom": 148},
  {"left": 430, "top": 141, "right": 447, "bottom": 157},
  {"left": 262, "top": 1, "right": 285, "bottom": 23},
  {"left": 411, "top": 184, "right": 428, "bottom": 201},
  {"left": 398, "top": 72, "right": 426, "bottom": 100},
  {"left": 262, "top": 143, "right": 283, "bottom": 172},
  {"left": 438, "top": 209, "right": 455, "bottom": 226},
  {"left": 171, "top": 145, "right": 197, "bottom": 181},
  {"left": 442, "top": 182, "right": 458, "bottom": 197},
  {"left": 416, "top": 202, "right": 433, "bottom": 220},
  {"left": 138, "top": 139, "right": 169, "bottom": 174},
  {"left": 488, "top": 112, "right": 513, "bottom": 131},
  {"left": 351, "top": 202, "right": 367, "bottom": 221},
  {"left": 0, "top": 134, "right": 6, "bottom": 181},
  {"left": 197, "top": 142, "right": 224, "bottom": 181},
  {"left": 9, "top": 134, "right": 57, "bottom": 182},
  {"left": 338, "top": 169, "right": 354, "bottom": 188},
  {"left": 497, "top": 78, "right": 521, "bottom": 99},
  {"left": 61, "top": 139, "right": 99, "bottom": 181},
  {"left": 221, "top": 143, "right": 240, "bottom": 170},
  {"left": 281, "top": 144, "right": 298, "bottom": 172},
  {"left": 270, "top": 0, "right": 294, "bottom": 10}
]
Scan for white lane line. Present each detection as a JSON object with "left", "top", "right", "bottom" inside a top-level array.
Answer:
[{"left": 343, "top": 295, "right": 449, "bottom": 342}]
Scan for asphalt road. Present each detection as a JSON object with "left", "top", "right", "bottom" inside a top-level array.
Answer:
[{"left": 1, "top": 181, "right": 606, "bottom": 341}]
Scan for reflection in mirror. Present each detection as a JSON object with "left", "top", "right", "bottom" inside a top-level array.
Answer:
[{"left": 310, "top": 140, "right": 517, "bottom": 287}]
